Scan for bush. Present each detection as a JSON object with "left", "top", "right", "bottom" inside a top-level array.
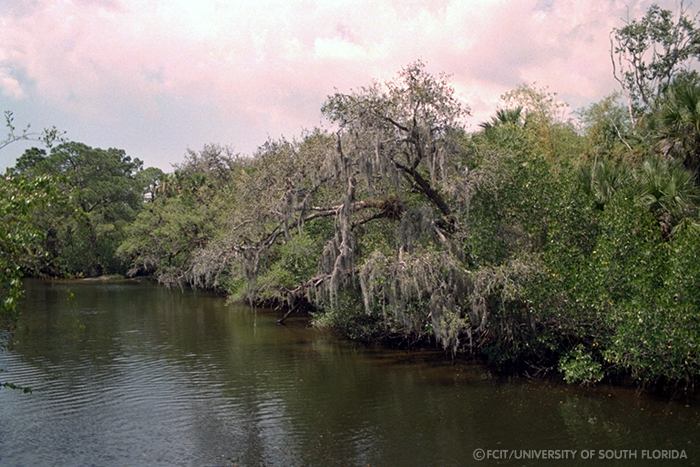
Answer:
[{"left": 559, "top": 345, "right": 604, "bottom": 385}]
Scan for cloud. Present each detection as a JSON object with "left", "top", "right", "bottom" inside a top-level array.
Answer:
[
  {"left": 0, "top": 67, "right": 24, "bottom": 99},
  {"left": 0, "top": 0, "right": 694, "bottom": 169}
]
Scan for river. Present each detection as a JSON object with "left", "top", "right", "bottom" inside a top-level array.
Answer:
[{"left": 0, "top": 280, "right": 697, "bottom": 466}]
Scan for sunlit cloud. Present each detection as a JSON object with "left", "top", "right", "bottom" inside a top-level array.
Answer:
[
  {"left": 0, "top": 0, "right": 691, "bottom": 169},
  {"left": 0, "top": 67, "right": 24, "bottom": 99}
]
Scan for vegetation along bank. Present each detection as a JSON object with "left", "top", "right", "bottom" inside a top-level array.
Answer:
[{"left": 2, "top": 4, "right": 699, "bottom": 394}]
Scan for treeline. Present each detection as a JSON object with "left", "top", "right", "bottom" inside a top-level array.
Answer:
[{"left": 2, "top": 5, "right": 699, "bottom": 391}]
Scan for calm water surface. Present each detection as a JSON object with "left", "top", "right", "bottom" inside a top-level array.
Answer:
[{"left": 1, "top": 280, "right": 698, "bottom": 466}]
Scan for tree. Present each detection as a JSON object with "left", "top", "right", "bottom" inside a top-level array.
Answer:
[
  {"left": 578, "top": 94, "right": 636, "bottom": 160},
  {"left": 14, "top": 142, "right": 145, "bottom": 276},
  {"left": 0, "top": 174, "right": 54, "bottom": 325},
  {"left": 162, "top": 63, "right": 483, "bottom": 351},
  {"left": 579, "top": 158, "right": 631, "bottom": 209},
  {"left": 0, "top": 112, "right": 61, "bottom": 326},
  {"left": 637, "top": 156, "right": 699, "bottom": 237},
  {"left": 611, "top": 3, "right": 700, "bottom": 121},
  {"left": 137, "top": 166, "right": 165, "bottom": 202},
  {"left": 653, "top": 73, "right": 700, "bottom": 179},
  {"left": 0, "top": 111, "right": 63, "bottom": 151},
  {"left": 499, "top": 83, "right": 582, "bottom": 161},
  {"left": 118, "top": 145, "right": 241, "bottom": 284},
  {"left": 321, "top": 60, "right": 467, "bottom": 230},
  {"left": 479, "top": 107, "right": 523, "bottom": 133}
]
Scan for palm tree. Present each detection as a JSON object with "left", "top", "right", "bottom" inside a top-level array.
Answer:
[
  {"left": 654, "top": 75, "right": 700, "bottom": 181},
  {"left": 479, "top": 107, "right": 523, "bottom": 132},
  {"left": 579, "top": 158, "right": 631, "bottom": 209},
  {"left": 637, "top": 157, "right": 699, "bottom": 237}
]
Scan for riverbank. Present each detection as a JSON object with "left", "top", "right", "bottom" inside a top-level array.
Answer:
[
  {"left": 259, "top": 297, "right": 696, "bottom": 401},
  {"left": 26, "top": 275, "right": 697, "bottom": 399}
]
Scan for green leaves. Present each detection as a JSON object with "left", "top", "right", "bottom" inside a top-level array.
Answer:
[
  {"left": 652, "top": 74, "right": 700, "bottom": 179},
  {"left": 559, "top": 345, "right": 604, "bottom": 385},
  {"left": 13, "top": 142, "right": 146, "bottom": 276},
  {"left": 0, "top": 173, "right": 56, "bottom": 322},
  {"left": 637, "top": 157, "right": 699, "bottom": 236}
]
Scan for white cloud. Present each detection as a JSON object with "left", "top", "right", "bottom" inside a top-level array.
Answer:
[
  {"left": 314, "top": 37, "right": 369, "bottom": 61},
  {"left": 0, "top": 68, "right": 24, "bottom": 99}
]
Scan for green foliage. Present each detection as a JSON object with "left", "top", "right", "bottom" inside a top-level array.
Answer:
[
  {"left": 0, "top": 174, "right": 55, "bottom": 323},
  {"left": 603, "top": 222, "right": 700, "bottom": 385},
  {"left": 253, "top": 231, "right": 324, "bottom": 302},
  {"left": 500, "top": 83, "right": 584, "bottom": 162},
  {"left": 137, "top": 166, "right": 166, "bottom": 201},
  {"left": 479, "top": 107, "right": 523, "bottom": 133},
  {"left": 652, "top": 74, "right": 700, "bottom": 178},
  {"left": 578, "top": 158, "right": 630, "bottom": 209},
  {"left": 593, "top": 191, "right": 665, "bottom": 303},
  {"left": 0, "top": 112, "right": 63, "bottom": 331},
  {"left": 312, "top": 287, "right": 387, "bottom": 341},
  {"left": 637, "top": 157, "right": 699, "bottom": 236},
  {"left": 467, "top": 83, "right": 699, "bottom": 387},
  {"left": 466, "top": 141, "right": 564, "bottom": 265},
  {"left": 559, "top": 345, "right": 604, "bottom": 385},
  {"left": 117, "top": 145, "right": 238, "bottom": 286},
  {"left": 578, "top": 94, "right": 638, "bottom": 161},
  {"left": 117, "top": 196, "right": 210, "bottom": 281},
  {"left": 13, "top": 142, "right": 145, "bottom": 276}
]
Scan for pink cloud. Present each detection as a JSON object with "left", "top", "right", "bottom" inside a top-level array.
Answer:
[
  {"left": 0, "top": 67, "right": 24, "bottom": 99},
  {"left": 0, "top": 0, "right": 694, "bottom": 167}
]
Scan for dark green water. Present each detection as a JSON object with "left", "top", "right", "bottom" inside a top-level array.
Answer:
[{"left": 0, "top": 280, "right": 698, "bottom": 466}]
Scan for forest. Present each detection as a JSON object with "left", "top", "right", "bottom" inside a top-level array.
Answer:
[{"left": 2, "top": 4, "right": 699, "bottom": 393}]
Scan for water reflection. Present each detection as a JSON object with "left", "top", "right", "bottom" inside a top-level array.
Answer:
[{"left": 0, "top": 280, "right": 697, "bottom": 466}]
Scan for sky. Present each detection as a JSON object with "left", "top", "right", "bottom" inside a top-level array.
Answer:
[{"left": 0, "top": 0, "right": 692, "bottom": 170}]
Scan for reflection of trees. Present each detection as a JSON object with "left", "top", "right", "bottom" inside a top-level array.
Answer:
[{"left": 4, "top": 282, "right": 699, "bottom": 465}]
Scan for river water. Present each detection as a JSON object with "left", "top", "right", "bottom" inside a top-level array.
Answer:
[{"left": 0, "top": 280, "right": 697, "bottom": 466}]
